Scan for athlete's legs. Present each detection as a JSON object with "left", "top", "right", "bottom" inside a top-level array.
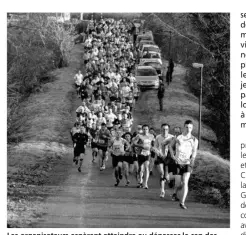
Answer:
[
  {"left": 117, "top": 161, "right": 123, "bottom": 179},
  {"left": 134, "top": 161, "right": 139, "bottom": 183},
  {"left": 143, "top": 160, "right": 150, "bottom": 188},
  {"left": 149, "top": 156, "right": 155, "bottom": 175},
  {"left": 123, "top": 161, "right": 130, "bottom": 185},
  {"left": 98, "top": 149, "right": 103, "bottom": 169},
  {"left": 180, "top": 172, "right": 191, "bottom": 205},
  {"left": 78, "top": 153, "right": 84, "bottom": 172},
  {"left": 157, "top": 163, "right": 166, "bottom": 196},
  {"left": 139, "top": 163, "right": 144, "bottom": 185}
]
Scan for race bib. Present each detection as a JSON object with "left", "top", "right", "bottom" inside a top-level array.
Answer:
[
  {"left": 141, "top": 149, "right": 150, "bottom": 156},
  {"left": 98, "top": 139, "right": 105, "bottom": 144}
]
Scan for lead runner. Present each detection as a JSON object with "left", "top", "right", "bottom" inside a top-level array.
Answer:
[{"left": 169, "top": 120, "right": 198, "bottom": 209}]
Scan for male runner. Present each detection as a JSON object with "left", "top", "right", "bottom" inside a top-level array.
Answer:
[
  {"left": 133, "top": 124, "right": 155, "bottom": 189},
  {"left": 96, "top": 123, "right": 111, "bottom": 171},
  {"left": 70, "top": 122, "right": 81, "bottom": 164},
  {"left": 73, "top": 125, "right": 89, "bottom": 172},
  {"left": 154, "top": 124, "right": 174, "bottom": 198},
  {"left": 109, "top": 130, "right": 129, "bottom": 186},
  {"left": 169, "top": 120, "right": 198, "bottom": 209}
]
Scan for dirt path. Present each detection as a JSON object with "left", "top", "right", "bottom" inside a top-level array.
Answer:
[{"left": 29, "top": 53, "right": 229, "bottom": 228}]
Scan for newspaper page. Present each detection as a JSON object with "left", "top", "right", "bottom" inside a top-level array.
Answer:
[{"left": 2, "top": 0, "right": 242, "bottom": 235}]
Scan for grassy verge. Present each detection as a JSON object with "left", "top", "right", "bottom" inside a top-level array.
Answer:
[
  {"left": 133, "top": 62, "right": 229, "bottom": 208},
  {"left": 7, "top": 44, "right": 83, "bottom": 227}
]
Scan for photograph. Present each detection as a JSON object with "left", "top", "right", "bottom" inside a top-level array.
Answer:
[{"left": 7, "top": 12, "right": 230, "bottom": 228}]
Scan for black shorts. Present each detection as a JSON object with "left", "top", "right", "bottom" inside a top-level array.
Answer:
[
  {"left": 155, "top": 156, "right": 166, "bottom": 165},
  {"left": 138, "top": 154, "right": 150, "bottom": 165},
  {"left": 74, "top": 146, "right": 85, "bottom": 156},
  {"left": 97, "top": 145, "right": 108, "bottom": 152},
  {"left": 123, "top": 153, "right": 133, "bottom": 164},
  {"left": 107, "top": 126, "right": 113, "bottom": 131},
  {"left": 111, "top": 154, "right": 124, "bottom": 168},
  {"left": 91, "top": 142, "right": 97, "bottom": 149},
  {"left": 168, "top": 163, "right": 178, "bottom": 175},
  {"left": 176, "top": 164, "right": 193, "bottom": 175}
]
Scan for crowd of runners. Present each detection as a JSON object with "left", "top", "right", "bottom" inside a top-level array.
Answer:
[{"left": 70, "top": 18, "right": 198, "bottom": 210}]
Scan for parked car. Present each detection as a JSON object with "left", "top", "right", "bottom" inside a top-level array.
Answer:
[
  {"left": 139, "top": 61, "right": 164, "bottom": 81},
  {"left": 135, "top": 65, "right": 160, "bottom": 89},
  {"left": 139, "top": 40, "right": 155, "bottom": 50},
  {"left": 141, "top": 44, "right": 161, "bottom": 55},
  {"left": 139, "top": 51, "right": 162, "bottom": 65}
]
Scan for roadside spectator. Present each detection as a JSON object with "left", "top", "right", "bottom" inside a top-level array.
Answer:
[{"left": 157, "top": 80, "right": 165, "bottom": 111}]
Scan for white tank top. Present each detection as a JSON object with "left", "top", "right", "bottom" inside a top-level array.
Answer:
[
  {"left": 175, "top": 134, "right": 196, "bottom": 164},
  {"left": 139, "top": 134, "right": 154, "bottom": 156},
  {"left": 112, "top": 138, "right": 125, "bottom": 156}
]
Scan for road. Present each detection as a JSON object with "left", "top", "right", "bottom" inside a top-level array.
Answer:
[
  {"left": 33, "top": 147, "right": 229, "bottom": 228},
  {"left": 31, "top": 43, "right": 229, "bottom": 228}
]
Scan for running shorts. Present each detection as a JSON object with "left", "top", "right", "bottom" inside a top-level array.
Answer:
[
  {"left": 74, "top": 146, "right": 85, "bottom": 156},
  {"left": 111, "top": 154, "right": 124, "bottom": 168},
  {"left": 176, "top": 164, "right": 193, "bottom": 175},
  {"left": 123, "top": 153, "right": 134, "bottom": 164},
  {"left": 97, "top": 144, "right": 108, "bottom": 152},
  {"left": 138, "top": 154, "right": 150, "bottom": 165},
  {"left": 91, "top": 141, "right": 98, "bottom": 149},
  {"left": 168, "top": 163, "right": 178, "bottom": 175}
]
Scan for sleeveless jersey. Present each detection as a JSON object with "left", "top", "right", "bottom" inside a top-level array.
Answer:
[
  {"left": 175, "top": 134, "right": 197, "bottom": 165},
  {"left": 112, "top": 138, "right": 125, "bottom": 156},
  {"left": 138, "top": 134, "right": 154, "bottom": 156}
]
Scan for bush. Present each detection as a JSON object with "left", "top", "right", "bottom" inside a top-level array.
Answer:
[{"left": 7, "top": 13, "right": 74, "bottom": 143}]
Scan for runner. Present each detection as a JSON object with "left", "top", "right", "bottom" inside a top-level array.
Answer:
[
  {"left": 153, "top": 124, "right": 174, "bottom": 198},
  {"left": 109, "top": 129, "right": 129, "bottom": 186},
  {"left": 169, "top": 120, "right": 198, "bottom": 209},
  {"left": 73, "top": 125, "right": 89, "bottom": 172},
  {"left": 133, "top": 124, "right": 155, "bottom": 189},
  {"left": 168, "top": 126, "right": 182, "bottom": 201},
  {"left": 96, "top": 123, "right": 111, "bottom": 171},
  {"left": 70, "top": 122, "right": 81, "bottom": 164},
  {"left": 89, "top": 123, "right": 98, "bottom": 163},
  {"left": 74, "top": 70, "right": 83, "bottom": 97},
  {"left": 123, "top": 132, "right": 139, "bottom": 185}
]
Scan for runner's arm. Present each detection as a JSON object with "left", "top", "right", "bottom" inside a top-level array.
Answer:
[
  {"left": 168, "top": 137, "right": 178, "bottom": 161},
  {"left": 190, "top": 138, "right": 198, "bottom": 166}
]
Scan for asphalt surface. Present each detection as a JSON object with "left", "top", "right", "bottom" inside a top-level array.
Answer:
[
  {"left": 34, "top": 147, "right": 229, "bottom": 228},
  {"left": 33, "top": 44, "right": 229, "bottom": 228}
]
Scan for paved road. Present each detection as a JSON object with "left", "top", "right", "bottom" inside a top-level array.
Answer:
[
  {"left": 32, "top": 44, "right": 229, "bottom": 228},
  {"left": 34, "top": 145, "right": 229, "bottom": 228}
]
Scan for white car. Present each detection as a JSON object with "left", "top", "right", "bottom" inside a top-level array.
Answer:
[
  {"left": 135, "top": 66, "right": 159, "bottom": 89},
  {"left": 141, "top": 44, "right": 160, "bottom": 55},
  {"left": 139, "top": 51, "right": 162, "bottom": 65}
]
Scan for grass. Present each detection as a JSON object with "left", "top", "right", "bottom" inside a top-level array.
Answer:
[
  {"left": 133, "top": 61, "right": 229, "bottom": 208},
  {"left": 7, "top": 44, "right": 83, "bottom": 227}
]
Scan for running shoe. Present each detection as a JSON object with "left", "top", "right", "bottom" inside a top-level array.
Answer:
[
  {"left": 144, "top": 185, "right": 148, "bottom": 189},
  {"left": 171, "top": 193, "right": 179, "bottom": 201},
  {"left": 160, "top": 191, "right": 165, "bottom": 198},
  {"left": 78, "top": 167, "right": 81, "bottom": 172},
  {"left": 180, "top": 203, "right": 188, "bottom": 210},
  {"left": 114, "top": 179, "right": 120, "bottom": 187},
  {"left": 137, "top": 183, "right": 143, "bottom": 188},
  {"left": 102, "top": 164, "right": 106, "bottom": 170},
  {"left": 125, "top": 181, "right": 130, "bottom": 187}
]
